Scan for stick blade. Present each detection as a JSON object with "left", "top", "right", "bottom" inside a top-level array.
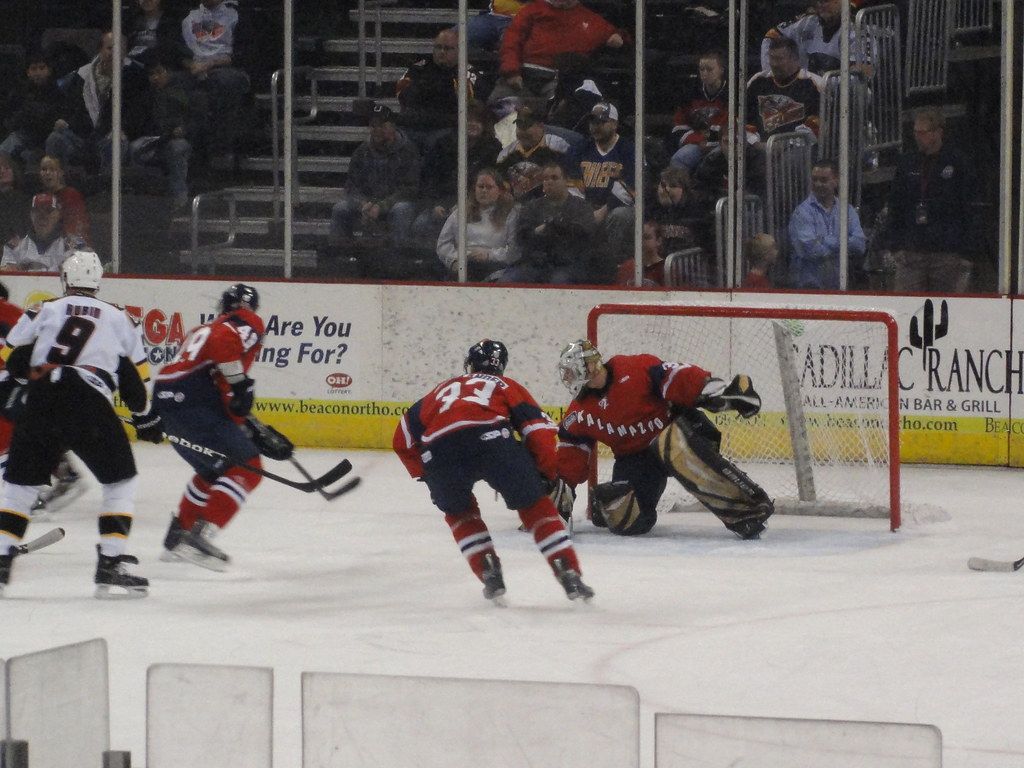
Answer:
[
  {"left": 968, "top": 556, "right": 1022, "bottom": 572},
  {"left": 16, "top": 527, "right": 66, "bottom": 555},
  {"left": 321, "top": 475, "right": 361, "bottom": 501}
]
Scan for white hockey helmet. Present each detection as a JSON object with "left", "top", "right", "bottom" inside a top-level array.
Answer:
[
  {"left": 558, "top": 339, "right": 602, "bottom": 397},
  {"left": 60, "top": 250, "right": 103, "bottom": 294}
]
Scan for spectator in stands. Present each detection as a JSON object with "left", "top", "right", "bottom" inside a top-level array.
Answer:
[
  {"left": 692, "top": 122, "right": 767, "bottom": 200},
  {"left": 760, "top": 0, "right": 872, "bottom": 79},
  {"left": 506, "top": 160, "right": 605, "bottom": 284},
  {"left": 616, "top": 220, "right": 666, "bottom": 287},
  {"left": 669, "top": 50, "right": 728, "bottom": 172},
  {"left": 127, "top": 0, "right": 186, "bottom": 69},
  {"left": 746, "top": 37, "right": 821, "bottom": 146},
  {"left": 740, "top": 233, "right": 779, "bottom": 290},
  {"left": 330, "top": 105, "right": 420, "bottom": 247},
  {"left": 496, "top": 107, "right": 571, "bottom": 200},
  {"left": 0, "top": 50, "right": 63, "bottom": 168},
  {"left": 490, "top": 0, "right": 629, "bottom": 115},
  {"left": 436, "top": 168, "right": 519, "bottom": 280},
  {"left": 413, "top": 101, "right": 502, "bottom": 248},
  {"left": 181, "top": 0, "right": 252, "bottom": 168},
  {"left": 396, "top": 28, "right": 477, "bottom": 154},
  {"left": 878, "top": 107, "right": 977, "bottom": 293},
  {"left": 0, "top": 193, "right": 72, "bottom": 272},
  {"left": 787, "top": 159, "right": 865, "bottom": 289},
  {"left": 127, "top": 55, "right": 194, "bottom": 210},
  {"left": 467, "top": 1, "right": 526, "bottom": 52},
  {"left": 38, "top": 155, "right": 91, "bottom": 246},
  {"left": 45, "top": 32, "right": 117, "bottom": 174},
  {"left": 572, "top": 101, "right": 634, "bottom": 265},
  {"left": 0, "top": 153, "right": 31, "bottom": 247},
  {"left": 649, "top": 167, "right": 711, "bottom": 256}
]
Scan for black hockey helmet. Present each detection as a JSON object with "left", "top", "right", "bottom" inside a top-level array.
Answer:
[
  {"left": 464, "top": 339, "right": 508, "bottom": 376},
  {"left": 220, "top": 283, "right": 259, "bottom": 313}
]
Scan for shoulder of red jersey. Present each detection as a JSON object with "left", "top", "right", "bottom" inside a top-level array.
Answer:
[{"left": 220, "top": 307, "right": 265, "bottom": 335}]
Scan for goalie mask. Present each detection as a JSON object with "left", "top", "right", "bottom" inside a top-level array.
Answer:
[
  {"left": 558, "top": 339, "right": 602, "bottom": 397},
  {"left": 220, "top": 283, "right": 260, "bottom": 314},
  {"left": 60, "top": 250, "right": 103, "bottom": 294},
  {"left": 465, "top": 339, "right": 508, "bottom": 376}
]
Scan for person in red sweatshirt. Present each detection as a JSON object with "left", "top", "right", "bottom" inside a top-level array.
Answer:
[{"left": 489, "top": 0, "right": 629, "bottom": 114}]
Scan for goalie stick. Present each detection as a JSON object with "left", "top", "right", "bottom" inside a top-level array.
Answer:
[
  {"left": 14, "top": 527, "right": 66, "bottom": 555},
  {"left": 967, "top": 555, "right": 1024, "bottom": 572}
]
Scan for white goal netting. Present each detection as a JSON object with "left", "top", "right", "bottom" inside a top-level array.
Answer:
[{"left": 590, "top": 303, "right": 900, "bottom": 529}]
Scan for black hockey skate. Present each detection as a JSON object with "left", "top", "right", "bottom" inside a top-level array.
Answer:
[
  {"left": 159, "top": 515, "right": 186, "bottom": 562},
  {"left": 551, "top": 556, "right": 595, "bottom": 602},
  {"left": 0, "top": 546, "right": 15, "bottom": 597},
  {"left": 94, "top": 545, "right": 149, "bottom": 599},
  {"left": 481, "top": 552, "right": 506, "bottom": 603},
  {"left": 171, "top": 519, "right": 230, "bottom": 572}
]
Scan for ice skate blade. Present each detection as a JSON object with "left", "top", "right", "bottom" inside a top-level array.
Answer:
[
  {"left": 95, "top": 583, "right": 149, "bottom": 600},
  {"left": 34, "top": 482, "right": 88, "bottom": 516},
  {"left": 487, "top": 594, "right": 508, "bottom": 607},
  {"left": 172, "top": 543, "right": 230, "bottom": 572},
  {"left": 159, "top": 548, "right": 183, "bottom": 563}
]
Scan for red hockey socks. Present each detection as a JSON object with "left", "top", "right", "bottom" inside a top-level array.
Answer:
[
  {"left": 177, "top": 460, "right": 262, "bottom": 530},
  {"left": 518, "top": 497, "right": 580, "bottom": 572},
  {"left": 445, "top": 496, "right": 496, "bottom": 582}
]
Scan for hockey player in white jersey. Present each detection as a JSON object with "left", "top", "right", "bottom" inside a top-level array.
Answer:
[{"left": 0, "top": 251, "right": 164, "bottom": 598}]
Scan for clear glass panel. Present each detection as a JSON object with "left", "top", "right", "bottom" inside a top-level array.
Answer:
[
  {"left": 0, "top": 3, "right": 113, "bottom": 273},
  {"left": 118, "top": 0, "right": 284, "bottom": 277},
  {"left": 643, "top": 0, "right": 728, "bottom": 289}
]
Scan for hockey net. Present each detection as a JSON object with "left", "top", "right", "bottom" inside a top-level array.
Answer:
[{"left": 588, "top": 303, "right": 901, "bottom": 530}]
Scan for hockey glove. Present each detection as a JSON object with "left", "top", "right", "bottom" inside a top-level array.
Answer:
[
  {"left": 697, "top": 374, "right": 761, "bottom": 419},
  {"left": 245, "top": 416, "right": 294, "bottom": 461},
  {"left": 228, "top": 376, "right": 255, "bottom": 417},
  {"left": 130, "top": 411, "right": 165, "bottom": 443},
  {"left": 546, "top": 477, "right": 576, "bottom": 523}
]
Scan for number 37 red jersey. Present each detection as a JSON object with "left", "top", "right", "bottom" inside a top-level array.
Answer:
[{"left": 393, "top": 372, "right": 558, "bottom": 480}]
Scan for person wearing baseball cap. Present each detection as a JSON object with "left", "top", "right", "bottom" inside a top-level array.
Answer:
[
  {"left": 1, "top": 193, "right": 72, "bottom": 272},
  {"left": 572, "top": 99, "right": 634, "bottom": 273}
]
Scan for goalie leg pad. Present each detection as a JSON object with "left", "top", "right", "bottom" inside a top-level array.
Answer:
[
  {"left": 592, "top": 481, "right": 653, "bottom": 536},
  {"left": 656, "top": 412, "right": 774, "bottom": 530}
]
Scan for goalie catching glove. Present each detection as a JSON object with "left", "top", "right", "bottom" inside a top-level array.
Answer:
[
  {"left": 697, "top": 374, "right": 761, "bottom": 418},
  {"left": 244, "top": 417, "right": 294, "bottom": 461}
]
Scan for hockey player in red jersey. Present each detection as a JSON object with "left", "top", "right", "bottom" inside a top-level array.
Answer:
[
  {"left": 153, "top": 283, "right": 268, "bottom": 571},
  {"left": 555, "top": 339, "right": 774, "bottom": 539},
  {"left": 0, "top": 282, "right": 24, "bottom": 472},
  {"left": 394, "top": 339, "right": 593, "bottom": 603}
]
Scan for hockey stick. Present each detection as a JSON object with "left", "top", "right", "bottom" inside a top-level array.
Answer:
[
  {"left": 14, "top": 527, "right": 66, "bottom": 555},
  {"left": 287, "top": 457, "right": 361, "bottom": 500},
  {"left": 163, "top": 433, "right": 356, "bottom": 496},
  {"left": 967, "top": 555, "right": 1024, "bottom": 572}
]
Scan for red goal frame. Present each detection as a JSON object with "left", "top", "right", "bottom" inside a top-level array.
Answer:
[{"left": 587, "top": 303, "right": 902, "bottom": 530}]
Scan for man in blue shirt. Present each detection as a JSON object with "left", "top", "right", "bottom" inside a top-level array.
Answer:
[{"left": 787, "top": 159, "right": 865, "bottom": 289}]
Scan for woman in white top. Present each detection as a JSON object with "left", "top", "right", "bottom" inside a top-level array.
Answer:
[{"left": 436, "top": 168, "right": 519, "bottom": 281}]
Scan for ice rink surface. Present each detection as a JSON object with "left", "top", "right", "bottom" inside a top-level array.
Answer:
[{"left": 3, "top": 444, "right": 1023, "bottom": 767}]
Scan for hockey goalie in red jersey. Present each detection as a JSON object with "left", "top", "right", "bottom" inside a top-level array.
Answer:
[
  {"left": 555, "top": 339, "right": 774, "bottom": 539},
  {"left": 153, "top": 283, "right": 271, "bottom": 571},
  {"left": 394, "top": 339, "right": 593, "bottom": 603}
]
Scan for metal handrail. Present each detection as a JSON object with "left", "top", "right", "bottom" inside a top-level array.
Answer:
[
  {"left": 271, "top": 66, "right": 320, "bottom": 218},
  {"left": 189, "top": 190, "right": 239, "bottom": 273}
]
